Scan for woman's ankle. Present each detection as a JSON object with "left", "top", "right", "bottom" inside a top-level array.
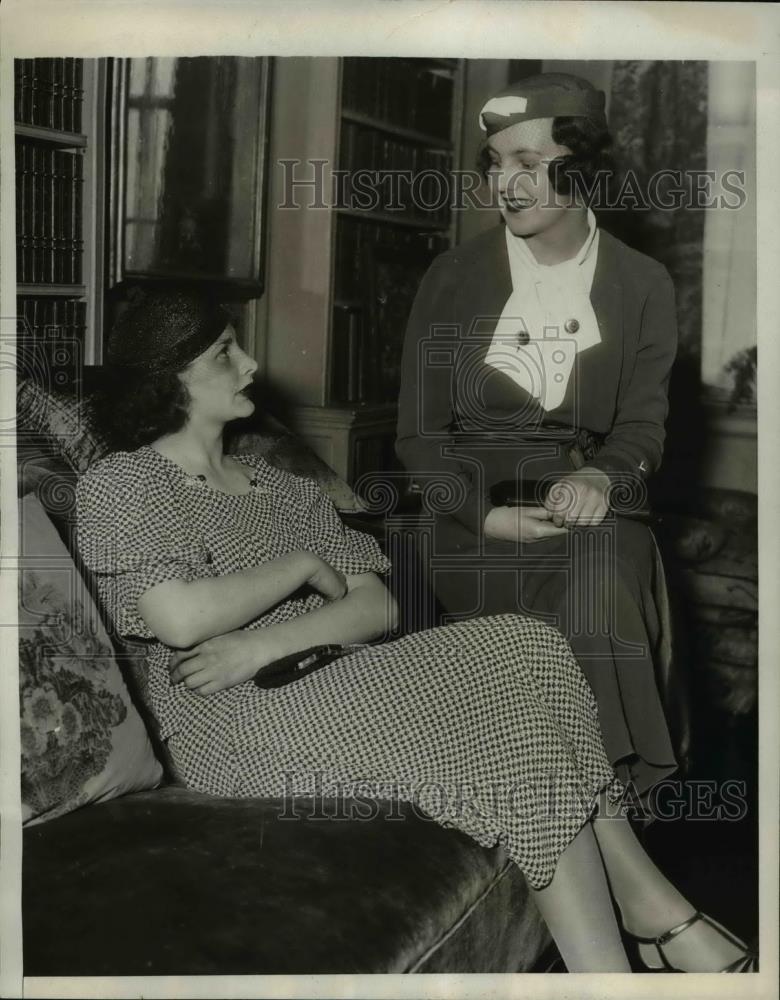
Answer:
[{"left": 618, "top": 896, "right": 697, "bottom": 938}]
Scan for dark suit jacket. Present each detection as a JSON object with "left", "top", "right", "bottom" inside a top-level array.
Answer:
[{"left": 396, "top": 223, "right": 678, "bottom": 535}]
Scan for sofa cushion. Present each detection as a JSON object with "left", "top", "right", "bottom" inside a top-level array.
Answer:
[
  {"left": 17, "top": 376, "right": 108, "bottom": 474},
  {"left": 22, "top": 786, "right": 548, "bottom": 975},
  {"left": 18, "top": 494, "right": 164, "bottom": 824}
]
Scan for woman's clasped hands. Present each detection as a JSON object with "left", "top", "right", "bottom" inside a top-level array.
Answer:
[
  {"left": 544, "top": 467, "right": 611, "bottom": 528},
  {"left": 484, "top": 467, "right": 611, "bottom": 542}
]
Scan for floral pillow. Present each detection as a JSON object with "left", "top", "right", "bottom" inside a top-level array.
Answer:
[{"left": 19, "top": 494, "right": 163, "bottom": 824}]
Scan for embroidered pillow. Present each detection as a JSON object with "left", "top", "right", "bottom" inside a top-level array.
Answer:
[{"left": 19, "top": 494, "right": 164, "bottom": 824}]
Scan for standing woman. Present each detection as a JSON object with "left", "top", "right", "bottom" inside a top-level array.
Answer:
[{"left": 397, "top": 72, "right": 682, "bottom": 801}]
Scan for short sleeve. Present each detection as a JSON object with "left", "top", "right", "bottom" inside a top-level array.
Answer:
[
  {"left": 296, "top": 479, "right": 392, "bottom": 577},
  {"left": 75, "top": 454, "right": 212, "bottom": 640}
]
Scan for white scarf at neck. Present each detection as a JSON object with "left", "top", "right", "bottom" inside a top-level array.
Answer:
[{"left": 484, "top": 208, "right": 601, "bottom": 412}]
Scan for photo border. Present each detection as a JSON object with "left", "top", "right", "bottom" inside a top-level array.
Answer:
[{"left": 1, "top": 3, "right": 778, "bottom": 999}]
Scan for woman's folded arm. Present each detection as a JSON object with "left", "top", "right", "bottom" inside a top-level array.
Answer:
[
  {"left": 256, "top": 571, "right": 398, "bottom": 658},
  {"left": 168, "top": 572, "right": 399, "bottom": 695},
  {"left": 137, "top": 549, "right": 345, "bottom": 648}
]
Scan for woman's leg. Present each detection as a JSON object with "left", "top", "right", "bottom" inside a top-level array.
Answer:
[
  {"left": 531, "top": 821, "right": 630, "bottom": 972},
  {"left": 592, "top": 802, "right": 747, "bottom": 970}
]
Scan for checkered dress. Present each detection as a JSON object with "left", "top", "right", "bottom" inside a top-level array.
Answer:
[{"left": 76, "top": 446, "right": 622, "bottom": 889}]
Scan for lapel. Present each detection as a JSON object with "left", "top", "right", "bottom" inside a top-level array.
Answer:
[
  {"left": 458, "top": 225, "right": 512, "bottom": 342},
  {"left": 575, "top": 229, "right": 625, "bottom": 423}
]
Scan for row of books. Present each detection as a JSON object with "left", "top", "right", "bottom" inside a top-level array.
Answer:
[
  {"left": 332, "top": 301, "right": 423, "bottom": 406},
  {"left": 331, "top": 293, "right": 422, "bottom": 407},
  {"left": 338, "top": 121, "right": 453, "bottom": 224},
  {"left": 334, "top": 214, "right": 446, "bottom": 304},
  {"left": 331, "top": 217, "right": 442, "bottom": 405},
  {"left": 14, "top": 58, "right": 84, "bottom": 133},
  {"left": 17, "top": 297, "right": 87, "bottom": 339},
  {"left": 16, "top": 141, "right": 84, "bottom": 285},
  {"left": 342, "top": 57, "right": 455, "bottom": 141},
  {"left": 17, "top": 297, "right": 86, "bottom": 382}
]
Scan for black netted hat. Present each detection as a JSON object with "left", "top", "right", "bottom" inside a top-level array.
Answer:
[{"left": 106, "top": 284, "right": 231, "bottom": 374}]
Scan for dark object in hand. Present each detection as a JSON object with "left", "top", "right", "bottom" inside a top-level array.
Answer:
[
  {"left": 489, "top": 480, "right": 552, "bottom": 508},
  {"left": 489, "top": 479, "right": 656, "bottom": 523},
  {"left": 253, "top": 645, "right": 348, "bottom": 689}
]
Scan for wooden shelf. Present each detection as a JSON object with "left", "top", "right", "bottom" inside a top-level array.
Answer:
[
  {"left": 341, "top": 109, "right": 453, "bottom": 150},
  {"left": 336, "top": 207, "right": 446, "bottom": 231},
  {"left": 17, "top": 284, "right": 87, "bottom": 297},
  {"left": 15, "top": 123, "right": 87, "bottom": 148}
]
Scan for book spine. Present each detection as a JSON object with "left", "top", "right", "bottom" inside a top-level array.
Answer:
[
  {"left": 31, "top": 145, "right": 41, "bottom": 283},
  {"left": 16, "top": 143, "right": 25, "bottom": 282},
  {"left": 42, "top": 146, "right": 52, "bottom": 282},
  {"left": 24, "top": 144, "right": 32, "bottom": 282},
  {"left": 23, "top": 59, "right": 34, "bottom": 123},
  {"left": 62, "top": 58, "right": 73, "bottom": 132},
  {"left": 73, "top": 59, "right": 83, "bottom": 133},
  {"left": 62, "top": 152, "right": 73, "bottom": 284},
  {"left": 32, "top": 298, "right": 40, "bottom": 342},
  {"left": 52, "top": 150, "right": 60, "bottom": 283},
  {"left": 73, "top": 152, "right": 83, "bottom": 283},
  {"left": 29, "top": 59, "right": 40, "bottom": 126},
  {"left": 350, "top": 309, "right": 364, "bottom": 403},
  {"left": 42, "top": 58, "right": 54, "bottom": 128},
  {"left": 52, "top": 58, "right": 63, "bottom": 131},
  {"left": 14, "top": 60, "right": 23, "bottom": 122}
]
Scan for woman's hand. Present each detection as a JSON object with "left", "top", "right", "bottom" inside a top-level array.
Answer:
[
  {"left": 306, "top": 558, "right": 347, "bottom": 601},
  {"left": 484, "top": 505, "right": 570, "bottom": 543},
  {"left": 169, "top": 630, "right": 278, "bottom": 697},
  {"left": 544, "top": 467, "right": 610, "bottom": 527}
]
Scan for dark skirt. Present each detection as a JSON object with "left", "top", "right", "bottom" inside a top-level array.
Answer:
[{"left": 428, "top": 512, "right": 679, "bottom": 797}]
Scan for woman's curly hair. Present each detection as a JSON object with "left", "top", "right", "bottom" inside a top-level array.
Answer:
[
  {"left": 89, "top": 282, "right": 238, "bottom": 453},
  {"left": 477, "top": 115, "right": 615, "bottom": 205},
  {"left": 90, "top": 365, "right": 192, "bottom": 453}
]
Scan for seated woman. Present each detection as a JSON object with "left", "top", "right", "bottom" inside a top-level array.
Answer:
[{"left": 75, "top": 285, "right": 755, "bottom": 974}]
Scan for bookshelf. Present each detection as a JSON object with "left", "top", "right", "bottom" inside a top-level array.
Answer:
[
  {"left": 265, "top": 56, "right": 464, "bottom": 486},
  {"left": 14, "top": 58, "right": 105, "bottom": 384}
]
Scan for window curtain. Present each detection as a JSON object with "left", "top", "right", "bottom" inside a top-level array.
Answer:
[
  {"left": 605, "top": 61, "right": 708, "bottom": 363},
  {"left": 700, "top": 62, "right": 756, "bottom": 391}
]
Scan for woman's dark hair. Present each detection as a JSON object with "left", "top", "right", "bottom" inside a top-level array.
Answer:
[
  {"left": 90, "top": 282, "right": 234, "bottom": 452},
  {"left": 477, "top": 115, "right": 615, "bottom": 205},
  {"left": 90, "top": 366, "right": 192, "bottom": 452}
]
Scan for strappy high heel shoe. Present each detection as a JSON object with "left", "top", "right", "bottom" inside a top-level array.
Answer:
[{"left": 627, "top": 911, "right": 758, "bottom": 973}]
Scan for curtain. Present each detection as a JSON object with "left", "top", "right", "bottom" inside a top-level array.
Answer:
[
  {"left": 700, "top": 63, "right": 756, "bottom": 391},
  {"left": 605, "top": 61, "right": 708, "bottom": 362}
]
